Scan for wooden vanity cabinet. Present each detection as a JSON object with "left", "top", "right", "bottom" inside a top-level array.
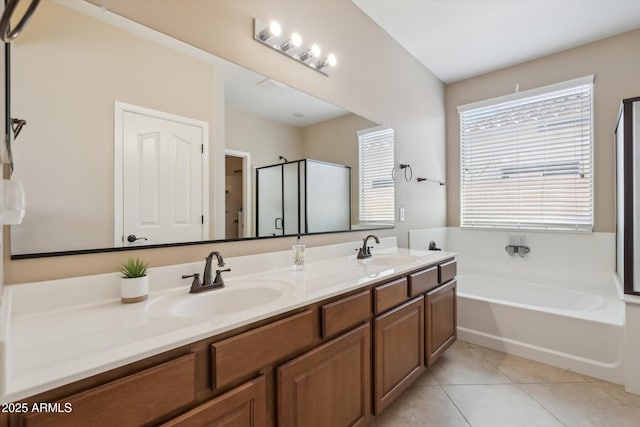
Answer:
[
  {"left": 277, "top": 323, "right": 371, "bottom": 427},
  {"left": 161, "top": 376, "right": 266, "bottom": 427},
  {"left": 373, "top": 297, "right": 424, "bottom": 415},
  {"left": 425, "top": 279, "right": 457, "bottom": 366},
  {"left": 9, "top": 257, "right": 457, "bottom": 426}
]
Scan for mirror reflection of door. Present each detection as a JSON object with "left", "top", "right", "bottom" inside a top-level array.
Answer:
[
  {"left": 224, "top": 149, "right": 251, "bottom": 239},
  {"left": 225, "top": 156, "right": 244, "bottom": 239},
  {"left": 115, "top": 102, "right": 209, "bottom": 246}
]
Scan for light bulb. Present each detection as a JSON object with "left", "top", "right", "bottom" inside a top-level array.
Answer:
[
  {"left": 281, "top": 32, "right": 302, "bottom": 52},
  {"left": 291, "top": 32, "right": 302, "bottom": 47},
  {"left": 258, "top": 20, "right": 281, "bottom": 41},
  {"left": 316, "top": 53, "right": 338, "bottom": 70},
  {"left": 311, "top": 43, "right": 321, "bottom": 58},
  {"left": 269, "top": 20, "right": 282, "bottom": 37}
]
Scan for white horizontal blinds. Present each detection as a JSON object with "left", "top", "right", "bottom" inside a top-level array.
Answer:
[
  {"left": 459, "top": 78, "right": 593, "bottom": 231},
  {"left": 358, "top": 126, "right": 395, "bottom": 223}
]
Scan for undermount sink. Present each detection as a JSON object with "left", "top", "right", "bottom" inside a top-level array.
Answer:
[
  {"left": 170, "top": 286, "right": 284, "bottom": 318},
  {"left": 146, "top": 279, "right": 294, "bottom": 319},
  {"left": 361, "top": 254, "right": 421, "bottom": 266}
]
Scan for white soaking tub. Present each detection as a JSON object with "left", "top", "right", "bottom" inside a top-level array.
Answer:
[{"left": 456, "top": 275, "right": 625, "bottom": 383}]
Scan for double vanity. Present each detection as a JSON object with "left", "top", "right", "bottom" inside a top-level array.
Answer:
[{"left": 0, "top": 238, "right": 457, "bottom": 426}]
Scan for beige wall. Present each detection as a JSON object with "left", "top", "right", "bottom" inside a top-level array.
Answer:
[
  {"left": 10, "top": 1, "right": 217, "bottom": 253},
  {"left": 445, "top": 28, "right": 640, "bottom": 232},
  {"left": 301, "top": 114, "right": 378, "bottom": 224},
  {"left": 226, "top": 108, "right": 303, "bottom": 169},
  {"left": 5, "top": 0, "right": 445, "bottom": 283}
]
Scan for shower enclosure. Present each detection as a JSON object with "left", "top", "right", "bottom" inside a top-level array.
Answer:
[
  {"left": 615, "top": 96, "right": 640, "bottom": 295},
  {"left": 256, "top": 159, "right": 351, "bottom": 237}
]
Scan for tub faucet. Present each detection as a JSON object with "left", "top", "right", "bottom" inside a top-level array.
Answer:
[
  {"left": 182, "top": 251, "right": 231, "bottom": 293},
  {"left": 505, "top": 245, "right": 531, "bottom": 257},
  {"left": 357, "top": 235, "right": 380, "bottom": 259}
]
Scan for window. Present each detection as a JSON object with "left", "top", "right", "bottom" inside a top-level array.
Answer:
[
  {"left": 358, "top": 126, "right": 394, "bottom": 224},
  {"left": 459, "top": 76, "right": 593, "bottom": 231}
]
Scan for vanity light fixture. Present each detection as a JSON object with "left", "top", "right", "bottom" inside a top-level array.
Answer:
[{"left": 254, "top": 18, "right": 337, "bottom": 76}]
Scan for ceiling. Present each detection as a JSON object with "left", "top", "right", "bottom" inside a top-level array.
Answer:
[{"left": 353, "top": 0, "right": 640, "bottom": 83}]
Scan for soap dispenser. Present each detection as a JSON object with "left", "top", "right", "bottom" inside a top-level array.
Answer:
[{"left": 293, "top": 235, "right": 305, "bottom": 271}]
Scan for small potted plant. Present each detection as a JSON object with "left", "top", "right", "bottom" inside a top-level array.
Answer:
[{"left": 120, "top": 257, "right": 149, "bottom": 303}]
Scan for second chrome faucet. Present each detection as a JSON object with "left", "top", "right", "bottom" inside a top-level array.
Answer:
[{"left": 182, "top": 251, "right": 231, "bottom": 293}]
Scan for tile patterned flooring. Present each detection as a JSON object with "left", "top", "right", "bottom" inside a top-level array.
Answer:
[{"left": 374, "top": 340, "right": 640, "bottom": 427}]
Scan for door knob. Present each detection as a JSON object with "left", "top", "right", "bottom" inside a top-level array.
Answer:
[{"left": 127, "top": 234, "right": 148, "bottom": 243}]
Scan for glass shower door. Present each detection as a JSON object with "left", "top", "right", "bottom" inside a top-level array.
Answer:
[{"left": 256, "top": 165, "right": 283, "bottom": 236}]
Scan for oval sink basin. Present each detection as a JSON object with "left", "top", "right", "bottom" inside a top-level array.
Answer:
[
  {"left": 170, "top": 287, "right": 283, "bottom": 318},
  {"left": 361, "top": 255, "right": 421, "bottom": 266}
]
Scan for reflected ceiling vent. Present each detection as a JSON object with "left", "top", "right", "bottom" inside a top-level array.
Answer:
[{"left": 256, "top": 78, "right": 288, "bottom": 92}]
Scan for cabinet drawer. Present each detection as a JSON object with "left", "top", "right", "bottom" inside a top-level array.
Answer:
[
  {"left": 408, "top": 266, "right": 438, "bottom": 297},
  {"left": 374, "top": 278, "right": 408, "bottom": 314},
  {"left": 438, "top": 260, "right": 457, "bottom": 284},
  {"left": 161, "top": 375, "right": 266, "bottom": 426},
  {"left": 212, "top": 310, "right": 317, "bottom": 388},
  {"left": 21, "top": 354, "right": 196, "bottom": 427},
  {"left": 321, "top": 290, "right": 371, "bottom": 338}
]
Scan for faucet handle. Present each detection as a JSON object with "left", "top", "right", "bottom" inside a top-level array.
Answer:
[
  {"left": 216, "top": 268, "right": 231, "bottom": 274},
  {"left": 182, "top": 273, "right": 201, "bottom": 289}
]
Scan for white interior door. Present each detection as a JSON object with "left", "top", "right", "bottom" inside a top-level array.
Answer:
[{"left": 119, "top": 106, "right": 207, "bottom": 246}]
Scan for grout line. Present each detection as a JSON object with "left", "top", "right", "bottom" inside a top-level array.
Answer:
[
  {"left": 514, "top": 383, "right": 568, "bottom": 426},
  {"left": 440, "top": 384, "right": 473, "bottom": 427}
]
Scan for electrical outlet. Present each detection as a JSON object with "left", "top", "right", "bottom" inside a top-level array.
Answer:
[{"left": 399, "top": 207, "right": 405, "bottom": 222}]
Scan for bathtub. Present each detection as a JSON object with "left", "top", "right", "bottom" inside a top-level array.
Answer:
[{"left": 457, "top": 275, "right": 625, "bottom": 384}]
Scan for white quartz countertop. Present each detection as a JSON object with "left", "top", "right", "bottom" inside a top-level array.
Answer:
[{"left": 0, "top": 239, "right": 455, "bottom": 402}]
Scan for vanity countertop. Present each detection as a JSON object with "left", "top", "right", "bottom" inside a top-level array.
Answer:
[{"left": 0, "top": 240, "right": 455, "bottom": 403}]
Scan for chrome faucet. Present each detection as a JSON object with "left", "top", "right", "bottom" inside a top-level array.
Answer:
[
  {"left": 182, "top": 251, "right": 231, "bottom": 293},
  {"left": 357, "top": 235, "right": 380, "bottom": 259}
]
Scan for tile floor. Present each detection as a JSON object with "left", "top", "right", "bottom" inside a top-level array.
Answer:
[{"left": 374, "top": 340, "right": 640, "bottom": 427}]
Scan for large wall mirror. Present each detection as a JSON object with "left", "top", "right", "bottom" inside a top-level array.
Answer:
[{"left": 8, "top": 0, "right": 394, "bottom": 258}]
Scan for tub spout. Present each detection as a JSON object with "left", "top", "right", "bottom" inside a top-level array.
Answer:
[{"left": 505, "top": 245, "right": 530, "bottom": 257}]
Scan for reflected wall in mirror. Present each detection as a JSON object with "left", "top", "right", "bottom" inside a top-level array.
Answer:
[{"left": 9, "top": 0, "right": 394, "bottom": 257}]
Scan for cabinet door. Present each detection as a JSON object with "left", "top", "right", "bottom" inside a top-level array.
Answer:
[
  {"left": 426, "top": 279, "right": 457, "bottom": 367},
  {"left": 374, "top": 297, "right": 424, "bottom": 415},
  {"left": 161, "top": 376, "right": 266, "bottom": 427},
  {"left": 277, "top": 323, "right": 371, "bottom": 427}
]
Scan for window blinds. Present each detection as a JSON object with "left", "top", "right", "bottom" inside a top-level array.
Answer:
[
  {"left": 358, "top": 126, "right": 395, "bottom": 224},
  {"left": 458, "top": 76, "right": 593, "bottom": 231}
]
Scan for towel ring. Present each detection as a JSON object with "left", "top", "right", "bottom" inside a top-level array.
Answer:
[
  {"left": 0, "top": 0, "right": 41, "bottom": 43},
  {"left": 399, "top": 163, "right": 413, "bottom": 182}
]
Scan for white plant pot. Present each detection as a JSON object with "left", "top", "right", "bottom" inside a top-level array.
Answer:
[{"left": 120, "top": 276, "right": 149, "bottom": 303}]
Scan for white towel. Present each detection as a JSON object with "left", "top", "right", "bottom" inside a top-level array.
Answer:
[{"left": 2, "top": 179, "right": 26, "bottom": 225}]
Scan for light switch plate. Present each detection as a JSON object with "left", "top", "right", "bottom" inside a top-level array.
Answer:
[{"left": 399, "top": 207, "right": 405, "bottom": 222}]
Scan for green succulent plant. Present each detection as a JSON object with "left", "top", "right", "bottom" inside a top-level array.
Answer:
[{"left": 120, "top": 257, "right": 149, "bottom": 278}]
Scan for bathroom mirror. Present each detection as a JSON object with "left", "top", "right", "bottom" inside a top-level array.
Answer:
[{"left": 8, "top": 0, "right": 394, "bottom": 257}]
